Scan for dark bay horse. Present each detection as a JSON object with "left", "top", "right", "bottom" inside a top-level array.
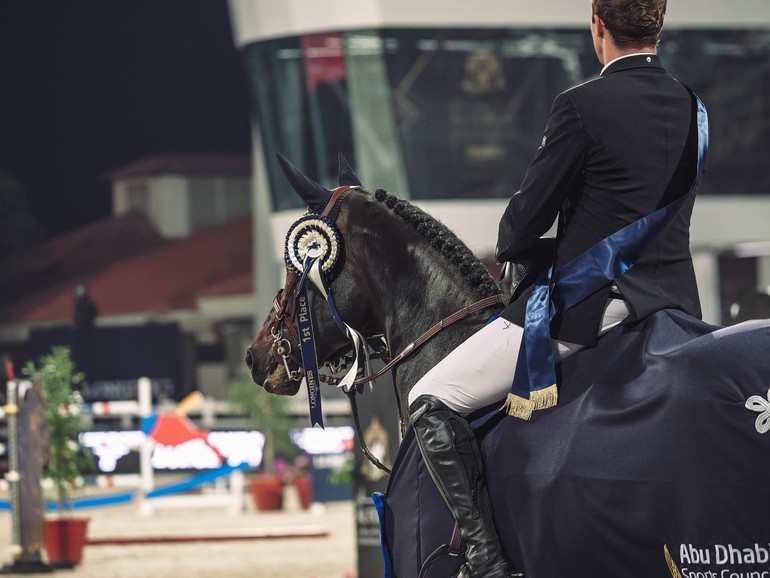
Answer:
[{"left": 247, "top": 157, "right": 770, "bottom": 577}]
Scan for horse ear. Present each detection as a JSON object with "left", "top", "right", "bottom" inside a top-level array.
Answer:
[
  {"left": 275, "top": 153, "right": 331, "bottom": 212},
  {"left": 337, "top": 152, "right": 361, "bottom": 187}
]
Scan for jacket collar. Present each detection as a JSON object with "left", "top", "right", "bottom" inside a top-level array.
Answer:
[{"left": 601, "top": 53, "right": 663, "bottom": 76}]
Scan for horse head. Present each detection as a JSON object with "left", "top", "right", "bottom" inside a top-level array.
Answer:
[
  {"left": 246, "top": 152, "right": 501, "bottom": 418},
  {"left": 245, "top": 153, "right": 382, "bottom": 395}
]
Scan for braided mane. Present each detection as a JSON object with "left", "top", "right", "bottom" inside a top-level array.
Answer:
[{"left": 373, "top": 189, "right": 500, "bottom": 298}]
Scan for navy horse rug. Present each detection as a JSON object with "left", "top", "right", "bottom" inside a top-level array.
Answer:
[{"left": 379, "top": 310, "right": 770, "bottom": 578}]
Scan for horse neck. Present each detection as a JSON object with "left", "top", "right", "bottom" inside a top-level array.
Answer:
[{"left": 347, "top": 196, "right": 495, "bottom": 412}]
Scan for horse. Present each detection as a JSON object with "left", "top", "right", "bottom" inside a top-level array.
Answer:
[{"left": 246, "top": 155, "right": 770, "bottom": 578}]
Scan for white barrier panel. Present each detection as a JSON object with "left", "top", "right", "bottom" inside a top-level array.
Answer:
[{"left": 79, "top": 430, "right": 265, "bottom": 473}]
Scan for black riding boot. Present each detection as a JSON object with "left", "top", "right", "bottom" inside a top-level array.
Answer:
[{"left": 409, "top": 394, "right": 521, "bottom": 578}]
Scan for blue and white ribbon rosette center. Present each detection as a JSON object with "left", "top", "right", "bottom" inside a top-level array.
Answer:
[{"left": 285, "top": 214, "right": 342, "bottom": 275}]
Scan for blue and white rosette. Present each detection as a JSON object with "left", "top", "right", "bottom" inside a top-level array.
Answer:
[{"left": 284, "top": 214, "right": 343, "bottom": 276}]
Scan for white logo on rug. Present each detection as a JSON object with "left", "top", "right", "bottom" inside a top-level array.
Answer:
[{"left": 745, "top": 388, "right": 770, "bottom": 434}]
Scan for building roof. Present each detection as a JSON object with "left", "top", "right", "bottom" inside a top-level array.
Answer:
[
  {"left": 1, "top": 212, "right": 167, "bottom": 309},
  {"left": 107, "top": 154, "right": 252, "bottom": 181},
  {"left": 1, "top": 214, "right": 253, "bottom": 325},
  {"left": 197, "top": 272, "right": 253, "bottom": 298},
  {"left": 20, "top": 211, "right": 167, "bottom": 281}
]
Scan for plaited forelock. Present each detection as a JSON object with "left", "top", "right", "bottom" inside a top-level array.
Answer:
[{"left": 372, "top": 190, "right": 500, "bottom": 297}]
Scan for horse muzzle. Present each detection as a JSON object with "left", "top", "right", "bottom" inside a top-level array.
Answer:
[
  {"left": 244, "top": 344, "right": 303, "bottom": 396},
  {"left": 263, "top": 364, "right": 303, "bottom": 396}
]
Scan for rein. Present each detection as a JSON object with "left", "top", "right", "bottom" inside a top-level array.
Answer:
[
  {"left": 319, "top": 293, "right": 504, "bottom": 389},
  {"left": 346, "top": 293, "right": 504, "bottom": 388}
]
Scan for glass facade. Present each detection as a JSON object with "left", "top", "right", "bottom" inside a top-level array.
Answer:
[
  {"left": 243, "top": 28, "right": 770, "bottom": 211},
  {"left": 662, "top": 30, "right": 770, "bottom": 196}
]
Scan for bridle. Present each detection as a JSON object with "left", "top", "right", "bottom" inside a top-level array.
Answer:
[
  {"left": 267, "top": 186, "right": 354, "bottom": 386},
  {"left": 267, "top": 186, "right": 504, "bottom": 473},
  {"left": 270, "top": 278, "right": 304, "bottom": 384}
]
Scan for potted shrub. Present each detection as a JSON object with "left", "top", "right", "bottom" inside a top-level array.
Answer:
[
  {"left": 227, "top": 372, "right": 300, "bottom": 511},
  {"left": 290, "top": 453, "right": 314, "bottom": 510},
  {"left": 25, "top": 346, "right": 94, "bottom": 568}
]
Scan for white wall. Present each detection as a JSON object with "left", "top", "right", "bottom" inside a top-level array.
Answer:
[
  {"left": 690, "top": 196, "right": 770, "bottom": 250},
  {"left": 229, "top": 0, "right": 770, "bottom": 46},
  {"left": 151, "top": 176, "right": 190, "bottom": 238}
]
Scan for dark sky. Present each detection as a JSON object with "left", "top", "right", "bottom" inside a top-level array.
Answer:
[{"left": 0, "top": 1, "right": 252, "bottom": 238}]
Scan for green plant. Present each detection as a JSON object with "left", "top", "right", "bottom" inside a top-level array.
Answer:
[
  {"left": 25, "top": 346, "right": 94, "bottom": 512},
  {"left": 327, "top": 452, "right": 354, "bottom": 485},
  {"left": 227, "top": 372, "right": 298, "bottom": 474}
]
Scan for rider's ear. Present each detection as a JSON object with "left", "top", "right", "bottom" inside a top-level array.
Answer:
[
  {"left": 337, "top": 152, "right": 362, "bottom": 187},
  {"left": 276, "top": 152, "right": 331, "bottom": 212}
]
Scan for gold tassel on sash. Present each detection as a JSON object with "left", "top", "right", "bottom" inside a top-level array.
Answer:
[
  {"left": 531, "top": 383, "right": 558, "bottom": 410},
  {"left": 502, "top": 384, "right": 558, "bottom": 420},
  {"left": 502, "top": 393, "right": 535, "bottom": 420}
]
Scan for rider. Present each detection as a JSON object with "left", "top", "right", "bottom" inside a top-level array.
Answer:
[{"left": 407, "top": 1, "right": 705, "bottom": 576}]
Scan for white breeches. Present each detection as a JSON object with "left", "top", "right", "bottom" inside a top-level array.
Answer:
[{"left": 407, "top": 298, "right": 631, "bottom": 416}]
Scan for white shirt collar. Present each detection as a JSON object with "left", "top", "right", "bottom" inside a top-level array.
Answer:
[{"left": 600, "top": 52, "right": 656, "bottom": 76}]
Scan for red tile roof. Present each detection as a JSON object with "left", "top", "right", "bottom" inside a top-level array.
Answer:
[
  {"left": 20, "top": 211, "right": 166, "bottom": 281},
  {"left": 107, "top": 154, "right": 252, "bottom": 181},
  {"left": 197, "top": 272, "right": 253, "bottom": 298},
  {"left": 2, "top": 214, "right": 253, "bottom": 325}
]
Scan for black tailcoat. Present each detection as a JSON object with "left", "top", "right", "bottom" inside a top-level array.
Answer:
[{"left": 497, "top": 54, "right": 702, "bottom": 345}]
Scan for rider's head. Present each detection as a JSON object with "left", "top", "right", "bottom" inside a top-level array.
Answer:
[{"left": 591, "top": 0, "right": 666, "bottom": 62}]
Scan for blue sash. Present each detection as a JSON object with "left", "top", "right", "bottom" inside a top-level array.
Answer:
[{"left": 504, "top": 90, "right": 709, "bottom": 420}]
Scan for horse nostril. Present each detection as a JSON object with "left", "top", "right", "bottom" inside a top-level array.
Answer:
[{"left": 245, "top": 348, "right": 254, "bottom": 370}]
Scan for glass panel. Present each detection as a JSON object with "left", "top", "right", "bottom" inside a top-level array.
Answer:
[
  {"left": 224, "top": 178, "right": 251, "bottom": 220},
  {"left": 189, "top": 177, "right": 217, "bottom": 232},
  {"left": 243, "top": 28, "right": 770, "bottom": 207},
  {"left": 661, "top": 30, "right": 770, "bottom": 195},
  {"left": 244, "top": 33, "right": 354, "bottom": 211},
  {"left": 245, "top": 36, "right": 305, "bottom": 211},
  {"left": 379, "top": 29, "right": 597, "bottom": 200},
  {"left": 300, "top": 33, "right": 354, "bottom": 187},
  {"left": 345, "top": 32, "right": 409, "bottom": 196},
  {"left": 126, "top": 182, "right": 148, "bottom": 213}
]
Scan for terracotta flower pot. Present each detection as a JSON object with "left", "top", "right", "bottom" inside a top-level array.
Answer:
[
  {"left": 293, "top": 475, "right": 313, "bottom": 510},
  {"left": 250, "top": 474, "right": 284, "bottom": 511},
  {"left": 44, "top": 516, "right": 89, "bottom": 568}
]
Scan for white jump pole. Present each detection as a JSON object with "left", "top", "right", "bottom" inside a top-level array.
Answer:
[
  {"left": 136, "top": 377, "right": 155, "bottom": 517},
  {"left": 4, "top": 378, "right": 22, "bottom": 559}
]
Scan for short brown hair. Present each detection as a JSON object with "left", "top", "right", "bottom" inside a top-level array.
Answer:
[{"left": 592, "top": 0, "right": 667, "bottom": 48}]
